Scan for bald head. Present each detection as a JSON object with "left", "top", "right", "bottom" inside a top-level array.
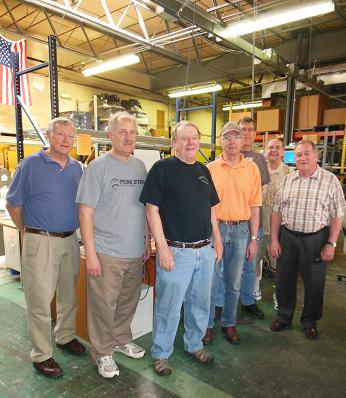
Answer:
[{"left": 265, "top": 138, "right": 285, "bottom": 167}]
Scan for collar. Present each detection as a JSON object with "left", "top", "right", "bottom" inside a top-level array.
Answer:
[
  {"left": 269, "top": 162, "right": 285, "bottom": 174},
  {"left": 216, "top": 153, "right": 246, "bottom": 168},
  {"left": 38, "top": 148, "right": 73, "bottom": 167},
  {"left": 292, "top": 165, "right": 321, "bottom": 180}
]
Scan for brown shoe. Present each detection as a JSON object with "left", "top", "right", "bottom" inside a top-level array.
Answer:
[
  {"left": 304, "top": 327, "right": 318, "bottom": 340},
  {"left": 153, "top": 359, "right": 172, "bottom": 376},
  {"left": 270, "top": 319, "right": 291, "bottom": 332},
  {"left": 184, "top": 348, "right": 214, "bottom": 364},
  {"left": 221, "top": 326, "right": 240, "bottom": 344},
  {"left": 56, "top": 338, "right": 86, "bottom": 356},
  {"left": 33, "top": 358, "right": 63, "bottom": 378},
  {"left": 202, "top": 328, "right": 213, "bottom": 345}
]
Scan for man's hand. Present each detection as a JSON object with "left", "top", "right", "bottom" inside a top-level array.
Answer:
[
  {"left": 158, "top": 246, "right": 174, "bottom": 271},
  {"left": 246, "top": 239, "right": 257, "bottom": 261},
  {"left": 213, "top": 237, "right": 223, "bottom": 263},
  {"left": 270, "top": 240, "right": 281, "bottom": 259},
  {"left": 143, "top": 237, "right": 152, "bottom": 261},
  {"left": 86, "top": 253, "right": 102, "bottom": 277},
  {"left": 321, "top": 244, "right": 335, "bottom": 262}
]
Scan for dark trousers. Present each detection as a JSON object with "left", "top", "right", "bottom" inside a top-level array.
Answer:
[{"left": 276, "top": 226, "right": 328, "bottom": 328}]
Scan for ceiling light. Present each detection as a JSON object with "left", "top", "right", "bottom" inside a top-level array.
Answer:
[
  {"left": 82, "top": 54, "right": 140, "bottom": 77},
  {"left": 168, "top": 83, "right": 222, "bottom": 98},
  {"left": 220, "top": 0, "right": 334, "bottom": 37},
  {"left": 223, "top": 101, "right": 263, "bottom": 111}
]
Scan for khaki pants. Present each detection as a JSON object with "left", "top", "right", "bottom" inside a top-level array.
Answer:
[
  {"left": 21, "top": 232, "right": 80, "bottom": 363},
  {"left": 87, "top": 254, "right": 143, "bottom": 361}
]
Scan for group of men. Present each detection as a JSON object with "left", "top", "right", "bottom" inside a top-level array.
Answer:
[{"left": 6, "top": 111, "right": 345, "bottom": 379}]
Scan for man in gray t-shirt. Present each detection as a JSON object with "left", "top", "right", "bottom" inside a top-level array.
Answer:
[
  {"left": 239, "top": 116, "right": 269, "bottom": 319},
  {"left": 77, "top": 111, "right": 151, "bottom": 379}
]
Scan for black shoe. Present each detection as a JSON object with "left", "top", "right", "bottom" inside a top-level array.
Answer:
[{"left": 241, "top": 304, "right": 264, "bottom": 320}]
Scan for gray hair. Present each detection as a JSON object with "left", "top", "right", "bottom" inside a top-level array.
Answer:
[
  {"left": 295, "top": 139, "right": 319, "bottom": 154},
  {"left": 47, "top": 117, "right": 74, "bottom": 133},
  {"left": 108, "top": 111, "right": 138, "bottom": 133},
  {"left": 171, "top": 120, "right": 201, "bottom": 142}
]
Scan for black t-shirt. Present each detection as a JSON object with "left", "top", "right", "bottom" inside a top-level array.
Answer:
[{"left": 139, "top": 156, "right": 219, "bottom": 242}]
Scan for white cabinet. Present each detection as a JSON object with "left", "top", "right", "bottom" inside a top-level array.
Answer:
[{"left": 3, "top": 226, "right": 21, "bottom": 273}]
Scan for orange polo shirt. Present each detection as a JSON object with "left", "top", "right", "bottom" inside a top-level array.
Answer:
[{"left": 207, "top": 153, "right": 262, "bottom": 221}]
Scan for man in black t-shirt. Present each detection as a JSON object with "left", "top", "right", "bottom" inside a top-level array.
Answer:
[{"left": 140, "top": 120, "right": 223, "bottom": 376}]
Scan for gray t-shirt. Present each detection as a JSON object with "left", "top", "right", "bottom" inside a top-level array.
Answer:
[
  {"left": 76, "top": 152, "right": 147, "bottom": 258},
  {"left": 241, "top": 150, "right": 270, "bottom": 186}
]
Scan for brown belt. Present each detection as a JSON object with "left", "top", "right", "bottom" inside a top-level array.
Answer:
[
  {"left": 218, "top": 219, "right": 248, "bottom": 225},
  {"left": 166, "top": 239, "right": 211, "bottom": 249},
  {"left": 24, "top": 227, "right": 75, "bottom": 238}
]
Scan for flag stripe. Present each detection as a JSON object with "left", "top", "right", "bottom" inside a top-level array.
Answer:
[{"left": 0, "top": 35, "right": 31, "bottom": 107}]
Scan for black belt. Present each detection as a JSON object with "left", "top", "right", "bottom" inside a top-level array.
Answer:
[
  {"left": 218, "top": 219, "right": 248, "bottom": 225},
  {"left": 166, "top": 239, "right": 211, "bottom": 249},
  {"left": 283, "top": 226, "right": 327, "bottom": 237},
  {"left": 24, "top": 227, "right": 75, "bottom": 238}
]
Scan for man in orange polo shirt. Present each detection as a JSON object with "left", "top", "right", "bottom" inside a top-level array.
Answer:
[{"left": 203, "top": 122, "right": 262, "bottom": 344}]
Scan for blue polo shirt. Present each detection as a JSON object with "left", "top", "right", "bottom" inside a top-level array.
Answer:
[{"left": 6, "top": 149, "right": 82, "bottom": 232}]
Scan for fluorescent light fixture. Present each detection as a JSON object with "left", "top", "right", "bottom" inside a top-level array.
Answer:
[
  {"left": 221, "top": 0, "right": 334, "bottom": 37},
  {"left": 168, "top": 83, "right": 222, "bottom": 98},
  {"left": 82, "top": 54, "right": 140, "bottom": 77},
  {"left": 223, "top": 101, "right": 263, "bottom": 111}
]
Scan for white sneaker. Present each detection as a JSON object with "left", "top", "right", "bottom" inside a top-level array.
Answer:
[
  {"left": 273, "top": 293, "right": 278, "bottom": 310},
  {"left": 113, "top": 342, "right": 145, "bottom": 359},
  {"left": 96, "top": 355, "right": 119, "bottom": 378},
  {"left": 254, "top": 289, "right": 262, "bottom": 301}
]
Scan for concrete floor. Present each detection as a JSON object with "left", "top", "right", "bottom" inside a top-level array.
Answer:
[{"left": 0, "top": 242, "right": 345, "bottom": 398}]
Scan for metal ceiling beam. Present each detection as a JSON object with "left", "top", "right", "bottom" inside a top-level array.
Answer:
[
  {"left": 151, "top": 0, "right": 288, "bottom": 73},
  {"left": 19, "top": 0, "right": 189, "bottom": 64}
]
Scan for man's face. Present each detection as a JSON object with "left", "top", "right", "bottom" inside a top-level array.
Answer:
[
  {"left": 172, "top": 124, "right": 200, "bottom": 162},
  {"left": 47, "top": 123, "right": 75, "bottom": 156},
  {"left": 239, "top": 122, "right": 256, "bottom": 149},
  {"left": 266, "top": 139, "right": 284, "bottom": 162},
  {"left": 294, "top": 143, "right": 318, "bottom": 175},
  {"left": 109, "top": 117, "right": 137, "bottom": 157},
  {"left": 220, "top": 130, "right": 244, "bottom": 156}
]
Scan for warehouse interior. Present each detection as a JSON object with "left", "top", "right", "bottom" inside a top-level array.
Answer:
[{"left": 0, "top": 0, "right": 346, "bottom": 397}]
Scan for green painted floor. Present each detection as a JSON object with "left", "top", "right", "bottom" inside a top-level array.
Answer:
[{"left": 0, "top": 244, "right": 345, "bottom": 398}]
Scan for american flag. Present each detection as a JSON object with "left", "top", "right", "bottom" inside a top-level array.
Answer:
[{"left": 0, "top": 35, "right": 31, "bottom": 106}]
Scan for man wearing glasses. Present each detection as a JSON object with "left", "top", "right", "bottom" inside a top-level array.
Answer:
[{"left": 203, "top": 122, "right": 262, "bottom": 345}]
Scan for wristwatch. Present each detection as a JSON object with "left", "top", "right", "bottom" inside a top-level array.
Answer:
[
  {"left": 250, "top": 235, "right": 258, "bottom": 241},
  {"left": 326, "top": 241, "right": 337, "bottom": 248}
]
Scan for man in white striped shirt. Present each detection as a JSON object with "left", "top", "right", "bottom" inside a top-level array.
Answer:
[{"left": 270, "top": 140, "right": 345, "bottom": 340}]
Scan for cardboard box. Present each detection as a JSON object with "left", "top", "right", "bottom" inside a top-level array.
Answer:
[
  {"left": 256, "top": 109, "right": 284, "bottom": 132},
  {"left": 295, "top": 94, "right": 326, "bottom": 130},
  {"left": 323, "top": 108, "right": 346, "bottom": 125},
  {"left": 230, "top": 111, "right": 252, "bottom": 124}
]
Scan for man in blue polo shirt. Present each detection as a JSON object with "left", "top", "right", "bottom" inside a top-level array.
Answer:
[{"left": 6, "top": 117, "right": 85, "bottom": 378}]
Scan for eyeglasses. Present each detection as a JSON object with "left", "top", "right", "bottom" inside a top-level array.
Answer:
[{"left": 221, "top": 134, "right": 242, "bottom": 141}]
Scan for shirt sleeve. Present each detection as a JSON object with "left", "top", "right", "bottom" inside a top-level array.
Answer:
[
  {"left": 329, "top": 175, "right": 345, "bottom": 218},
  {"left": 139, "top": 160, "right": 164, "bottom": 206},
  {"left": 76, "top": 161, "right": 102, "bottom": 208},
  {"left": 205, "top": 166, "right": 220, "bottom": 207},
  {"left": 6, "top": 160, "right": 27, "bottom": 208},
  {"left": 259, "top": 155, "right": 271, "bottom": 185}
]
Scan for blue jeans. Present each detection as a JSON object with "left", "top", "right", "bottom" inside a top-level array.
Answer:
[
  {"left": 208, "top": 222, "right": 249, "bottom": 328},
  {"left": 151, "top": 244, "right": 215, "bottom": 360},
  {"left": 240, "top": 226, "right": 263, "bottom": 305}
]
